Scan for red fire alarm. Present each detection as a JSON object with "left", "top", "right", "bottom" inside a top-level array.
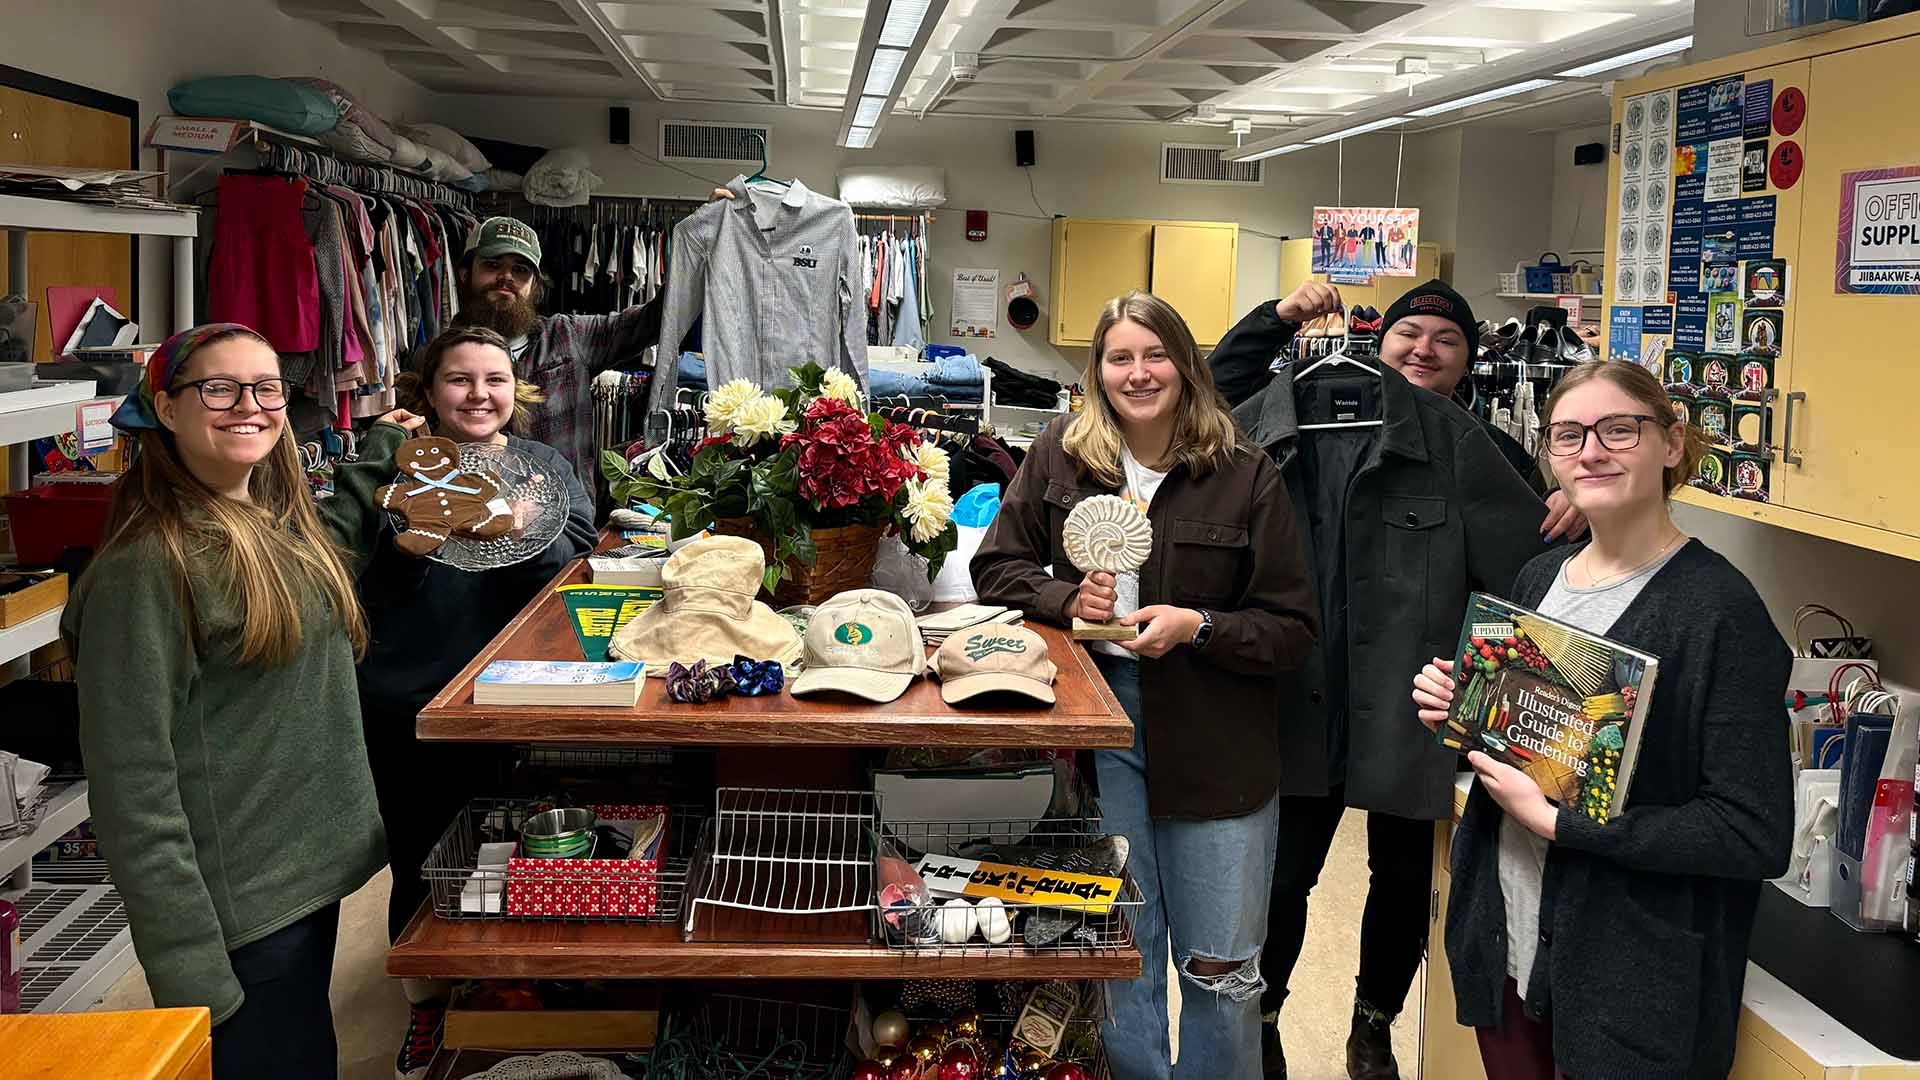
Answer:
[{"left": 966, "top": 209, "right": 988, "bottom": 241}]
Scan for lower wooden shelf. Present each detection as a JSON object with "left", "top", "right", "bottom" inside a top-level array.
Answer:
[{"left": 387, "top": 903, "right": 1144, "bottom": 981}]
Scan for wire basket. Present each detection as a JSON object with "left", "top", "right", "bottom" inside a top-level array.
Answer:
[
  {"left": 874, "top": 823, "right": 1142, "bottom": 956},
  {"left": 423, "top": 798, "right": 704, "bottom": 922},
  {"left": 702, "top": 993, "right": 852, "bottom": 1073},
  {"left": 684, "top": 788, "right": 879, "bottom": 940}
]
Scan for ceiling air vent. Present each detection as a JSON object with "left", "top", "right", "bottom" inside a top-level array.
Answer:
[
  {"left": 1160, "top": 143, "right": 1264, "bottom": 186},
  {"left": 659, "top": 120, "right": 771, "bottom": 165}
]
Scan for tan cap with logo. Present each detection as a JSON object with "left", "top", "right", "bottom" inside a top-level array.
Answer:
[
  {"left": 789, "top": 589, "right": 926, "bottom": 703},
  {"left": 932, "top": 624, "right": 1057, "bottom": 706}
]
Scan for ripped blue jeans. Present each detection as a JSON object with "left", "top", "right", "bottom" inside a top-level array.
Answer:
[{"left": 1094, "top": 654, "right": 1279, "bottom": 1080}]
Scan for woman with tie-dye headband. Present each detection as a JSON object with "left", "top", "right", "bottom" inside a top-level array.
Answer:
[{"left": 61, "top": 322, "right": 424, "bottom": 1080}]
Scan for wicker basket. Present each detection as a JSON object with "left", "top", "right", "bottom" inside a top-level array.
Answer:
[{"left": 714, "top": 518, "right": 884, "bottom": 606}]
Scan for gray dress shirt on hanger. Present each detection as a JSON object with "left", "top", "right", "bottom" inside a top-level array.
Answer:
[{"left": 650, "top": 175, "right": 868, "bottom": 413}]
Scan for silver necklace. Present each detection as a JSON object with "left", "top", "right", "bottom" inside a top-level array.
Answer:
[{"left": 1576, "top": 530, "right": 1684, "bottom": 589}]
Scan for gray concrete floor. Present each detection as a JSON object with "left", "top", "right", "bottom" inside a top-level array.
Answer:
[{"left": 96, "top": 809, "right": 1420, "bottom": 1079}]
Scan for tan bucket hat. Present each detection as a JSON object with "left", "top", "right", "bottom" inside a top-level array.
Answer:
[
  {"left": 788, "top": 589, "right": 926, "bottom": 703},
  {"left": 607, "top": 536, "right": 801, "bottom": 675},
  {"left": 931, "top": 624, "right": 1057, "bottom": 706}
]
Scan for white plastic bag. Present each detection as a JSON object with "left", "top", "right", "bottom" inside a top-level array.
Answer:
[{"left": 931, "top": 524, "right": 987, "bottom": 603}]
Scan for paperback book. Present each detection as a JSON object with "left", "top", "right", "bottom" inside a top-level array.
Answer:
[
  {"left": 1440, "top": 592, "right": 1660, "bottom": 824},
  {"left": 474, "top": 660, "right": 645, "bottom": 706}
]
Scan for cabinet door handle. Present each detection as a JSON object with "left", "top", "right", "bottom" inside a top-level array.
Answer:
[{"left": 1781, "top": 391, "right": 1806, "bottom": 466}]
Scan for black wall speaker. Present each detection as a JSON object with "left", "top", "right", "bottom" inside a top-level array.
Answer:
[
  {"left": 1574, "top": 141, "right": 1604, "bottom": 166},
  {"left": 610, "top": 106, "right": 631, "bottom": 146},
  {"left": 1015, "top": 129, "right": 1035, "bottom": 167}
]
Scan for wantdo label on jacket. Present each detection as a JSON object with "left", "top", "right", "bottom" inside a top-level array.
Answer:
[{"left": 914, "top": 854, "right": 1120, "bottom": 912}]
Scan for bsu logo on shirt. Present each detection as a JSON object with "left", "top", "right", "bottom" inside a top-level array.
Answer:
[{"left": 793, "top": 243, "right": 818, "bottom": 269}]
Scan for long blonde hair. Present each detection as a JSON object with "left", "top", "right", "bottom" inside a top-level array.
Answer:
[
  {"left": 100, "top": 328, "right": 369, "bottom": 665},
  {"left": 1062, "top": 290, "right": 1244, "bottom": 487},
  {"left": 1540, "top": 359, "right": 1707, "bottom": 496},
  {"left": 396, "top": 325, "right": 544, "bottom": 437}
]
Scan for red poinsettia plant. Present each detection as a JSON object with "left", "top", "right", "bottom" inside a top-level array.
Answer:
[{"left": 602, "top": 363, "right": 958, "bottom": 590}]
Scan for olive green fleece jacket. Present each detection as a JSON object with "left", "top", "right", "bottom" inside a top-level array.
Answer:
[{"left": 61, "top": 422, "right": 410, "bottom": 1026}]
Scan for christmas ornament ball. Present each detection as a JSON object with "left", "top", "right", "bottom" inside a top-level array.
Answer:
[
  {"left": 851, "top": 1061, "right": 887, "bottom": 1080},
  {"left": 924, "top": 1021, "right": 952, "bottom": 1046},
  {"left": 939, "top": 1043, "right": 981, "bottom": 1080},
  {"left": 874, "top": 1045, "right": 904, "bottom": 1068},
  {"left": 1016, "top": 1048, "right": 1051, "bottom": 1072},
  {"left": 951, "top": 1010, "right": 982, "bottom": 1038},
  {"left": 1042, "top": 1063, "right": 1090, "bottom": 1080},
  {"left": 873, "top": 1010, "right": 911, "bottom": 1048},
  {"left": 908, "top": 1035, "right": 944, "bottom": 1063}
]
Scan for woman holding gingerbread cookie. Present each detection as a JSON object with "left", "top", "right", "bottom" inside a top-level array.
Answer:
[
  {"left": 350, "top": 324, "right": 597, "bottom": 1078},
  {"left": 61, "top": 323, "right": 428, "bottom": 1079}
]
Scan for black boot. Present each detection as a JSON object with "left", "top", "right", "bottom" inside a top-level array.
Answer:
[
  {"left": 1261, "top": 1017, "right": 1287, "bottom": 1079},
  {"left": 1346, "top": 999, "right": 1399, "bottom": 1080}
]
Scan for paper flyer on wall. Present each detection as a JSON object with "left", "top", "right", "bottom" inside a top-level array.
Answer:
[
  {"left": 950, "top": 268, "right": 1000, "bottom": 337},
  {"left": 1310, "top": 206, "right": 1421, "bottom": 277}
]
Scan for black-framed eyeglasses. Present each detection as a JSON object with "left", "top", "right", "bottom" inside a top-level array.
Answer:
[
  {"left": 1541, "top": 413, "right": 1660, "bottom": 457},
  {"left": 170, "top": 377, "right": 291, "bottom": 412}
]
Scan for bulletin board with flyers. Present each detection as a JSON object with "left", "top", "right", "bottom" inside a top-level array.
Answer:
[
  {"left": 1603, "top": 19, "right": 1920, "bottom": 559},
  {"left": 1609, "top": 59, "right": 1806, "bottom": 507}
]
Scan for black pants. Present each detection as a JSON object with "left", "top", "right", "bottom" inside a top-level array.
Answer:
[
  {"left": 1260, "top": 788, "right": 1434, "bottom": 1018},
  {"left": 361, "top": 695, "right": 511, "bottom": 943},
  {"left": 213, "top": 903, "right": 340, "bottom": 1080}
]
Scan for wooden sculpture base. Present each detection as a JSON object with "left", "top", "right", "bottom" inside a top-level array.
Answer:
[{"left": 1073, "top": 618, "right": 1138, "bottom": 642}]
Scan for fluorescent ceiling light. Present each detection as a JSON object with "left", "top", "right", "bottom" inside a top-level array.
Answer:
[
  {"left": 853, "top": 95, "right": 888, "bottom": 127},
  {"left": 1308, "top": 116, "right": 1409, "bottom": 144},
  {"left": 1408, "top": 79, "right": 1561, "bottom": 117},
  {"left": 845, "top": 126, "right": 875, "bottom": 149},
  {"left": 1241, "top": 143, "right": 1312, "bottom": 162},
  {"left": 1557, "top": 36, "right": 1691, "bottom": 78},
  {"left": 879, "top": 0, "right": 933, "bottom": 47},
  {"left": 863, "top": 48, "right": 907, "bottom": 96}
]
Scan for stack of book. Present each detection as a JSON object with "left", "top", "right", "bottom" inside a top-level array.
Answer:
[{"left": 916, "top": 604, "right": 1022, "bottom": 646}]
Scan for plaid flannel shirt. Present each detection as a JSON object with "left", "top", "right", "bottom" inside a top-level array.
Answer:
[{"left": 512, "top": 304, "right": 661, "bottom": 488}]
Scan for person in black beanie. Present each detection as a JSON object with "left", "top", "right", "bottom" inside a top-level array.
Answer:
[{"left": 1209, "top": 280, "right": 1585, "bottom": 541}]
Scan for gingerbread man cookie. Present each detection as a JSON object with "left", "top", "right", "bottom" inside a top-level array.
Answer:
[{"left": 376, "top": 436, "right": 514, "bottom": 557}]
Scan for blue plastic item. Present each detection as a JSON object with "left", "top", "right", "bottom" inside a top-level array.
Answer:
[
  {"left": 953, "top": 483, "right": 1002, "bottom": 528},
  {"left": 925, "top": 344, "right": 966, "bottom": 360}
]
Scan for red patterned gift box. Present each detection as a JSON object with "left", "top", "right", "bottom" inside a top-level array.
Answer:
[{"left": 504, "top": 805, "right": 669, "bottom": 918}]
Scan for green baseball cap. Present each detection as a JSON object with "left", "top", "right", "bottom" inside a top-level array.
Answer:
[{"left": 464, "top": 216, "right": 542, "bottom": 267}]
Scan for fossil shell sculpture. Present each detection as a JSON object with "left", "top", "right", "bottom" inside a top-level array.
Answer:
[{"left": 1062, "top": 494, "right": 1153, "bottom": 574}]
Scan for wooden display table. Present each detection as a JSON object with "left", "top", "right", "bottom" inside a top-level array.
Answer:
[
  {"left": 1419, "top": 778, "right": 1920, "bottom": 1079},
  {"left": 416, "top": 559, "right": 1133, "bottom": 750},
  {"left": 0, "top": 1008, "right": 211, "bottom": 1080},
  {"left": 391, "top": 540, "right": 1143, "bottom": 984}
]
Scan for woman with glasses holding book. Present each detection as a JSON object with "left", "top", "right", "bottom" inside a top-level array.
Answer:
[
  {"left": 61, "top": 323, "right": 424, "bottom": 1079},
  {"left": 1410, "top": 359, "right": 1793, "bottom": 1079}
]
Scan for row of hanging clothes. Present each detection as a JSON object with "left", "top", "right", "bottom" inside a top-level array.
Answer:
[
  {"left": 196, "top": 138, "right": 478, "bottom": 432},
  {"left": 857, "top": 211, "right": 932, "bottom": 352},
  {"left": 495, "top": 196, "right": 708, "bottom": 319}
]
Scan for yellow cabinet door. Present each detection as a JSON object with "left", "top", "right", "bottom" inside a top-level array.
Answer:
[
  {"left": 1778, "top": 36, "right": 1920, "bottom": 539},
  {"left": 1149, "top": 223, "right": 1239, "bottom": 347},
  {"left": 1050, "top": 220, "right": 1152, "bottom": 347},
  {"left": 1420, "top": 821, "right": 1488, "bottom": 1080}
]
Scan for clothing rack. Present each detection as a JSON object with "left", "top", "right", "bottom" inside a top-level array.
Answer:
[{"left": 249, "top": 139, "right": 475, "bottom": 209}]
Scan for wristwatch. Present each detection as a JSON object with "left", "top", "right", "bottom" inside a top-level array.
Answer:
[{"left": 1190, "top": 609, "right": 1215, "bottom": 650}]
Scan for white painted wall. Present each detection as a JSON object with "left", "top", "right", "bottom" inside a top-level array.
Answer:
[
  {"left": 1548, "top": 124, "right": 1611, "bottom": 260},
  {"left": 430, "top": 94, "right": 1436, "bottom": 383},
  {"left": 1, "top": 0, "right": 435, "bottom": 335}
]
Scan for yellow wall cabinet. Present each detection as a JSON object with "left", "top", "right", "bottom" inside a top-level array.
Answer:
[
  {"left": 1048, "top": 218, "right": 1238, "bottom": 348},
  {"left": 1605, "top": 19, "right": 1920, "bottom": 562},
  {"left": 1280, "top": 239, "right": 1443, "bottom": 314}
]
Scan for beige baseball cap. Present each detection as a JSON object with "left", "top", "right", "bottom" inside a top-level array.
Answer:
[
  {"left": 931, "top": 624, "right": 1057, "bottom": 706},
  {"left": 789, "top": 589, "right": 926, "bottom": 703}
]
